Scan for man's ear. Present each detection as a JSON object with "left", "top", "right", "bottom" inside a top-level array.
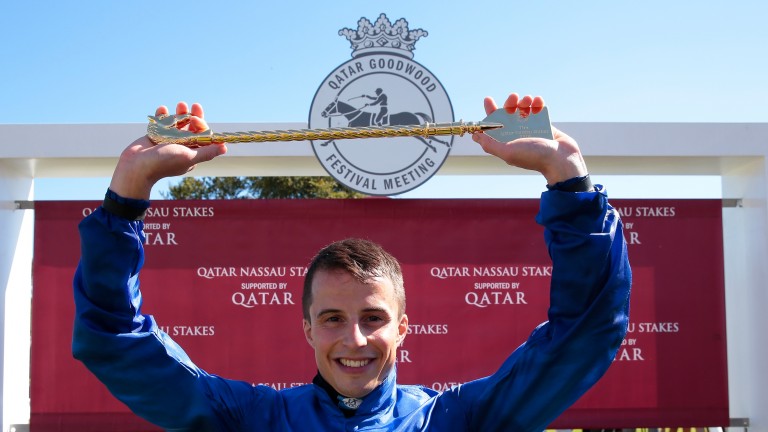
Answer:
[
  {"left": 303, "top": 319, "right": 314, "bottom": 347},
  {"left": 397, "top": 314, "right": 408, "bottom": 347}
]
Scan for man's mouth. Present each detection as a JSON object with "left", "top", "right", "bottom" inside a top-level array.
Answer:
[{"left": 339, "top": 358, "right": 371, "bottom": 368}]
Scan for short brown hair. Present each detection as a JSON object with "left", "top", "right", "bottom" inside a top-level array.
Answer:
[{"left": 302, "top": 238, "right": 405, "bottom": 321}]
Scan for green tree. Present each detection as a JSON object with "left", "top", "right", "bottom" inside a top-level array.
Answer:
[{"left": 162, "top": 176, "right": 366, "bottom": 199}]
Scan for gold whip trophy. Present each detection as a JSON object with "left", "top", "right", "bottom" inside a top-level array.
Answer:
[{"left": 146, "top": 107, "right": 554, "bottom": 147}]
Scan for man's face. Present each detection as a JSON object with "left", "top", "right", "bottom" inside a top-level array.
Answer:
[{"left": 303, "top": 269, "right": 408, "bottom": 398}]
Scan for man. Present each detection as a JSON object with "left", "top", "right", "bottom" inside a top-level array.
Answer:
[
  {"left": 362, "top": 88, "right": 388, "bottom": 125},
  {"left": 73, "top": 93, "right": 631, "bottom": 431}
]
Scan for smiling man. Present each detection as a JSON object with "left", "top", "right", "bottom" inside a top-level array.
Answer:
[
  {"left": 302, "top": 239, "right": 409, "bottom": 412},
  {"left": 73, "top": 94, "right": 631, "bottom": 431}
]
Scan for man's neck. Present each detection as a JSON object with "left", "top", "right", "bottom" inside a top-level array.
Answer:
[{"left": 312, "top": 373, "right": 363, "bottom": 418}]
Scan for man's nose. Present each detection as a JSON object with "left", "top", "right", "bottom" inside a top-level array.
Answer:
[{"left": 343, "top": 323, "right": 368, "bottom": 348}]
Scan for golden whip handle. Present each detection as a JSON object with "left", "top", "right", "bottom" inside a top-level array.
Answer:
[{"left": 146, "top": 113, "right": 503, "bottom": 147}]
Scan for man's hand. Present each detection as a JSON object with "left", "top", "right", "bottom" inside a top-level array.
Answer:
[
  {"left": 472, "top": 93, "right": 588, "bottom": 186},
  {"left": 109, "top": 102, "right": 227, "bottom": 200}
]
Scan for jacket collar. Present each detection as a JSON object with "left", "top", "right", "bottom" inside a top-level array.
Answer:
[{"left": 312, "top": 367, "right": 398, "bottom": 417}]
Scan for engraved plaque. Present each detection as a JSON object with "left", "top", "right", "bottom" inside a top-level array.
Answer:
[{"left": 482, "top": 106, "right": 554, "bottom": 142}]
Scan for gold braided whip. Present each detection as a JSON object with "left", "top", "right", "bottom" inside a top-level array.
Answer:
[{"left": 146, "top": 113, "right": 503, "bottom": 147}]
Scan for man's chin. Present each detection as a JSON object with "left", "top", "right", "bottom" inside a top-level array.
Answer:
[
  {"left": 337, "top": 374, "right": 389, "bottom": 398},
  {"left": 337, "top": 382, "right": 376, "bottom": 399}
]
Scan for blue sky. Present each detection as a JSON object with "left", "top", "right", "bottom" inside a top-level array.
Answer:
[{"left": 2, "top": 1, "right": 766, "bottom": 199}]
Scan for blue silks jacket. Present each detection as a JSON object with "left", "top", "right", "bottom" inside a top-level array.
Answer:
[{"left": 73, "top": 187, "right": 631, "bottom": 431}]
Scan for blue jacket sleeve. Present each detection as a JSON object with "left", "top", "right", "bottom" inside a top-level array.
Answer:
[
  {"left": 72, "top": 206, "right": 271, "bottom": 430},
  {"left": 454, "top": 186, "right": 632, "bottom": 431}
]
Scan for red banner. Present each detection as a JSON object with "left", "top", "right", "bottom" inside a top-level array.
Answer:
[{"left": 31, "top": 198, "right": 728, "bottom": 430}]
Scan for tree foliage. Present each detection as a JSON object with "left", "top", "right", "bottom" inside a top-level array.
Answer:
[{"left": 162, "top": 176, "right": 366, "bottom": 199}]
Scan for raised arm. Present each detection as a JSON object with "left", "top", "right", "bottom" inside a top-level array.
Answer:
[
  {"left": 109, "top": 102, "right": 227, "bottom": 199},
  {"left": 472, "top": 93, "right": 588, "bottom": 186},
  {"left": 453, "top": 94, "right": 631, "bottom": 430},
  {"left": 72, "top": 104, "right": 261, "bottom": 429}
]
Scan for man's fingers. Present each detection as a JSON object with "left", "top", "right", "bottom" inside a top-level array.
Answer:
[
  {"left": 174, "top": 101, "right": 206, "bottom": 131},
  {"left": 189, "top": 116, "right": 210, "bottom": 133},
  {"left": 511, "top": 95, "right": 536, "bottom": 117},
  {"left": 483, "top": 97, "right": 499, "bottom": 116},
  {"left": 190, "top": 103, "right": 204, "bottom": 119},
  {"left": 176, "top": 101, "right": 190, "bottom": 116},
  {"left": 192, "top": 143, "right": 228, "bottom": 164},
  {"left": 471, "top": 131, "right": 504, "bottom": 157},
  {"left": 551, "top": 125, "right": 574, "bottom": 143},
  {"left": 518, "top": 95, "right": 533, "bottom": 108},
  {"left": 494, "top": 92, "right": 542, "bottom": 115},
  {"left": 181, "top": 103, "right": 205, "bottom": 132},
  {"left": 154, "top": 99, "right": 213, "bottom": 136},
  {"left": 503, "top": 93, "right": 520, "bottom": 113}
]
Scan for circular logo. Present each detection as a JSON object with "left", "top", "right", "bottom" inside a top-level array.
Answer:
[{"left": 309, "top": 54, "right": 453, "bottom": 196}]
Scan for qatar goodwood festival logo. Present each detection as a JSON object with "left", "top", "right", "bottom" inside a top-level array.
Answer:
[{"left": 309, "top": 14, "right": 454, "bottom": 196}]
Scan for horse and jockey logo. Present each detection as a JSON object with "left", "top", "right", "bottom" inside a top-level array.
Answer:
[
  {"left": 309, "top": 14, "right": 454, "bottom": 196},
  {"left": 319, "top": 94, "right": 449, "bottom": 153}
]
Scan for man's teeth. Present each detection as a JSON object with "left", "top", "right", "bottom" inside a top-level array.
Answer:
[{"left": 340, "top": 359, "right": 370, "bottom": 368}]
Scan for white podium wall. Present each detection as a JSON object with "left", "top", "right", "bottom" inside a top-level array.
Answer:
[{"left": 1, "top": 121, "right": 766, "bottom": 431}]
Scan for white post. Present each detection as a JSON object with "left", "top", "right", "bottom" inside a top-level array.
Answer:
[
  {"left": 0, "top": 163, "right": 34, "bottom": 431},
  {"left": 722, "top": 157, "right": 768, "bottom": 430}
]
